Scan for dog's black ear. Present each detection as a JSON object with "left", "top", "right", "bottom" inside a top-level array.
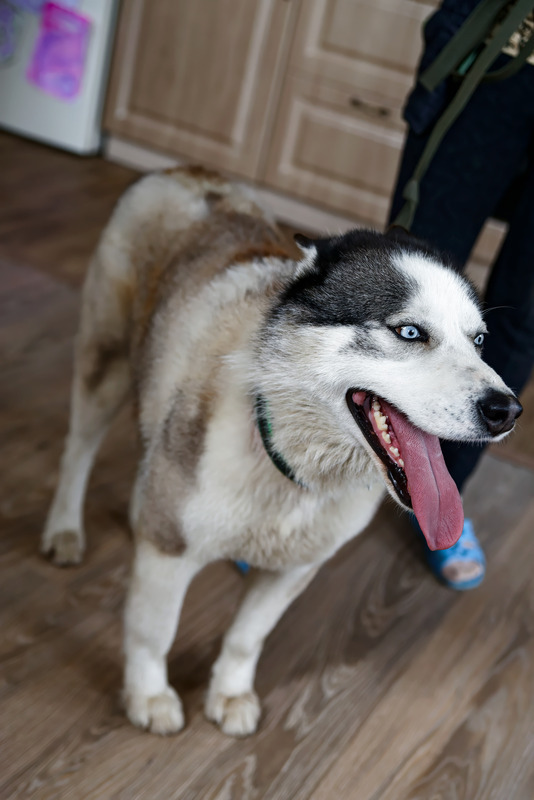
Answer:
[
  {"left": 294, "top": 233, "right": 316, "bottom": 252},
  {"left": 385, "top": 224, "right": 414, "bottom": 243}
]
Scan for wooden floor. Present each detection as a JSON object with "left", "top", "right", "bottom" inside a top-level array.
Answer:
[{"left": 1, "top": 132, "right": 534, "bottom": 800}]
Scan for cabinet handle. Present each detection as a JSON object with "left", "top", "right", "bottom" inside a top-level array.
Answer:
[{"left": 349, "top": 97, "right": 390, "bottom": 118}]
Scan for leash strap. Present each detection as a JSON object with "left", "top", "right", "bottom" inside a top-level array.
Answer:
[
  {"left": 419, "top": 0, "right": 509, "bottom": 91},
  {"left": 393, "top": 0, "right": 534, "bottom": 231},
  {"left": 254, "top": 394, "right": 304, "bottom": 487}
]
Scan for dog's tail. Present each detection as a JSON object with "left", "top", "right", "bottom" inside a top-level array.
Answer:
[
  {"left": 78, "top": 166, "right": 273, "bottom": 379},
  {"left": 94, "top": 165, "right": 271, "bottom": 291},
  {"left": 78, "top": 168, "right": 218, "bottom": 344}
]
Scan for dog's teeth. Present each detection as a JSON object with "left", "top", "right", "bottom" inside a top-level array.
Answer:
[
  {"left": 372, "top": 399, "right": 381, "bottom": 412},
  {"left": 374, "top": 411, "right": 388, "bottom": 431},
  {"left": 381, "top": 431, "right": 391, "bottom": 444},
  {"left": 399, "top": 459, "right": 405, "bottom": 468},
  {"left": 389, "top": 446, "right": 399, "bottom": 458}
]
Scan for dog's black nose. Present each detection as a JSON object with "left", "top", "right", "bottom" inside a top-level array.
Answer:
[{"left": 478, "top": 389, "right": 522, "bottom": 436}]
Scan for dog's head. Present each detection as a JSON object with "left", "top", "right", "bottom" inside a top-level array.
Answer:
[{"left": 258, "top": 227, "right": 521, "bottom": 550}]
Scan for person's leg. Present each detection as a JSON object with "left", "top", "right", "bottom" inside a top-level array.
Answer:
[
  {"left": 392, "top": 99, "right": 534, "bottom": 488},
  {"left": 482, "top": 152, "right": 534, "bottom": 394},
  {"left": 421, "top": 160, "right": 534, "bottom": 587},
  {"left": 390, "top": 64, "right": 534, "bottom": 268},
  {"left": 439, "top": 148, "right": 534, "bottom": 492},
  {"left": 389, "top": 64, "right": 534, "bottom": 586}
]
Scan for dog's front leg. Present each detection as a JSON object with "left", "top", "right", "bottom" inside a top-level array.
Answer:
[
  {"left": 206, "top": 563, "right": 318, "bottom": 737},
  {"left": 123, "top": 539, "right": 201, "bottom": 735}
]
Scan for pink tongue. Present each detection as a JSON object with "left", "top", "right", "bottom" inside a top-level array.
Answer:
[{"left": 381, "top": 400, "right": 464, "bottom": 551}]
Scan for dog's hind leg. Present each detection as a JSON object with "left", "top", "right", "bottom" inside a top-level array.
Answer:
[
  {"left": 123, "top": 539, "right": 201, "bottom": 734},
  {"left": 42, "top": 239, "right": 132, "bottom": 566},
  {"left": 42, "top": 171, "right": 214, "bottom": 567},
  {"left": 205, "top": 564, "right": 318, "bottom": 736}
]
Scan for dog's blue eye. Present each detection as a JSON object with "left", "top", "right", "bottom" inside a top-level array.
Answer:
[
  {"left": 474, "top": 333, "right": 484, "bottom": 347},
  {"left": 397, "top": 325, "right": 422, "bottom": 340}
]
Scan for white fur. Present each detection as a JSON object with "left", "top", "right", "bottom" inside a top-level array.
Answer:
[
  {"left": 205, "top": 565, "right": 317, "bottom": 735},
  {"left": 123, "top": 540, "right": 201, "bottom": 734}
]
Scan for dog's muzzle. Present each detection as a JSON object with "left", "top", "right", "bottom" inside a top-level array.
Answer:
[{"left": 477, "top": 389, "right": 522, "bottom": 436}]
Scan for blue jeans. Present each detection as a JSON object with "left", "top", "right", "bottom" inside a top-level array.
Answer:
[{"left": 389, "top": 57, "right": 534, "bottom": 491}]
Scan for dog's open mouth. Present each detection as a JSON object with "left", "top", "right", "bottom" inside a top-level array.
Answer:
[{"left": 346, "top": 390, "right": 464, "bottom": 551}]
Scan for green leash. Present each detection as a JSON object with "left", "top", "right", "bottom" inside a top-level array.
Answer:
[
  {"left": 254, "top": 395, "right": 305, "bottom": 487},
  {"left": 394, "top": 0, "right": 534, "bottom": 231},
  {"left": 234, "top": 400, "right": 304, "bottom": 575}
]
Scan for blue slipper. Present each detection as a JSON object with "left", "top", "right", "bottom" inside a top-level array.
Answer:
[{"left": 410, "top": 516, "right": 486, "bottom": 591}]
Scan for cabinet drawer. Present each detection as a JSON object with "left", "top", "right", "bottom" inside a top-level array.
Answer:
[
  {"left": 263, "top": 74, "right": 406, "bottom": 226},
  {"left": 291, "top": 0, "right": 437, "bottom": 102}
]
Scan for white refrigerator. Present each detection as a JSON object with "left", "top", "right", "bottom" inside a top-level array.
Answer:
[{"left": 0, "top": 0, "right": 118, "bottom": 154}]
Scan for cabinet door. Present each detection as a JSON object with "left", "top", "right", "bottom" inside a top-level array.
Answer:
[
  {"left": 290, "top": 0, "right": 438, "bottom": 101},
  {"left": 104, "top": 0, "right": 298, "bottom": 179}
]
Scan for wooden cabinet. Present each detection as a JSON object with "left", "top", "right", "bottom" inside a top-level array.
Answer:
[
  {"left": 105, "top": 0, "right": 496, "bottom": 245},
  {"left": 104, "top": 0, "right": 299, "bottom": 179}
]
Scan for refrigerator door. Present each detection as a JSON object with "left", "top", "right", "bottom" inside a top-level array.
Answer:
[{"left": 0, "top": 0, "right": 118, "bottom": 154}]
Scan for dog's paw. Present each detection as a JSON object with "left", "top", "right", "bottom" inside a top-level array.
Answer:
[
  {"left": 205, "top": 689, "right": 261, "bottom": 737},
  {"left": 124, "top": 686, "right": 185, "bottom": 735},
  {"left": 41, "top": 529, "right": 84, "bottom": 566}
]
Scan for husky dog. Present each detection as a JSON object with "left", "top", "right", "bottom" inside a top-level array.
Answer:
[{"left": 42, "top": 167, "right": 521, "bottom": 737}]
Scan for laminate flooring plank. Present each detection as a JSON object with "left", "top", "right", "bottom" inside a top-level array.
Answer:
[
  {"left": 311, "top": 501, "right": 534, "bottom": 800},
  {"left": 0, "top": 132, "right": 137, "bottom": 288}
]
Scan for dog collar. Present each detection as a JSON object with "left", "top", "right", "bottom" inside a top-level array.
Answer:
[{"left": 254, "top": 394, "right": 304, "bottom": 487}]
